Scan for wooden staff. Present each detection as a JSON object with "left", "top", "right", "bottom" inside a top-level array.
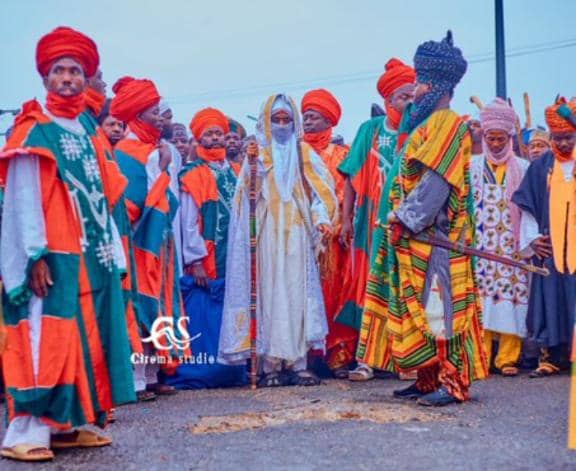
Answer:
[
  {"left": 412, "top": 231, "right": 550, "bottom": 276},
  {"left": 469, "top": 96, "right": 484, "bottom": 110},
  {"left": 509, "top": 98, "right": 529, "bottom": 158},
  {"left": 381, "top": 222, "right": 550, "bottom": 277},
  {"left": 247, "top": 146, "right": 259, "bottom": 390},
  {"left": 523, "top": 92, "right": 532, "bottom": 129}
]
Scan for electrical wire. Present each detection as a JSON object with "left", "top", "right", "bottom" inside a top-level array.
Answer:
[{"left": 167, "top": 38, "right": 576, "bottom": 105}]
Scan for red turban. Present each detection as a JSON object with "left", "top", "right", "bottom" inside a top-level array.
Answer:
[
  {"left": 377, "top": 58, "right": 416, "bottom": 99},
  {"left": 190, "top": 108, "right": 230, "bottom": 141},
  {"left": 36, "top": 26, "right": 99, "bottom": 78},
  {"left": 110, "top": 76, "right": 160, "bottom": 123},
  {"left": 301, "top": 89, "right": 342, "bottom": 127},
  {"left": 545, "top": 97, "right": 576, "bottom": 133}
]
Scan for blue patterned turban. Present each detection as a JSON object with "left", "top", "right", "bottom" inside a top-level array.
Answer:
[{"left": 407, "top": 31, "right": 468, "bottom": 130}]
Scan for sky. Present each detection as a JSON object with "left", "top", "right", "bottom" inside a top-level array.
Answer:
[{"left": 1, "top": 0, "right": 575, "bottom": 142}]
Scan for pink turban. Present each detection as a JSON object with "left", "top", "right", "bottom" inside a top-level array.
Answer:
[{"left": 479, "top": 98, "right": 516, "bottom": 134}]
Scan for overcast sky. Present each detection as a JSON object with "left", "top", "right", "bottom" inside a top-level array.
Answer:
[{"left": 1, "top": 0, "right": 575, "bottom": 141}]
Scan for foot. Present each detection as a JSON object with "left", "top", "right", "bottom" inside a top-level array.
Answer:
[
  {"left": 529, "top": 362, "right": 560, "bottom": 378},
  {"left": 51, "top": 430, "right": 112, "bottom": 449},
  {"left": 147, "top": 383, "right": 178, "bottom": 395},
  {"left": 1, "top": 444, "right": 54, "bottom": 462},
  {"left": 286, "top": 369, "right": 321, "bottom": 387},
  {"left": 108, "top": 408, "right": 117, "bottom": 424},
  {"left": 417, "top": 386, "right": 461, "bottom": 407},
  {"left": 498, "top": 365, "right": 519, "bottom": 377},
  {"left": 258, "top": 371, "right": 287, "bottom": 388},
  {"left": 398, "top": 370, "right": 418, "bottom": 381},
  {"left": 348, "top": 364, "right": 374, "bottom": 382},
  {"left": 137, "top": 390, "right": 157, "bottom": 402},
  {"left": 393, "top": 382, "right": 425, "bottom": 400},
  {"left": 331, "top": 367, "right": 350, "bottom": 379}
]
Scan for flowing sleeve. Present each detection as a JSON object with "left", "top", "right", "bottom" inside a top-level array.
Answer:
[
  {"left": 180, "top": 191, "right": 208, "bottom": 265},
  {"left": 1, "top": 154, "right": 48, "bottom": 303},
  {"left": 519, "top": 210, "right": 540, "bottom": 255},
  {"left": 303, "top": 146, "right": 338, "bottom": 227},
  {"left": 395, "top": 167, "right": 451, "bottom": 234},
  {"left": 511, "top": 158, "right": 544, "bottom": 221}
]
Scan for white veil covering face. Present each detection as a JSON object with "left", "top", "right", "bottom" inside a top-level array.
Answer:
[{"left": 256, "top": 94, "right": 302, "bottom": 202}]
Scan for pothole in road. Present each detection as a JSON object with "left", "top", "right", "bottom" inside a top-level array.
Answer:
[{"left": 189, "top": 400, "right": 447, "bottom": 434}]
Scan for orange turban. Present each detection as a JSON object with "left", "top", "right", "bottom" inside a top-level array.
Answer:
[
  {"left": 189, "top": 108, "right": 230, "bottom": 140},
  {"left": 301, "top": 89, "right": 342, "bottom": 127},
  {"left": 110, "top": 76, "right": 160, "bottom": 123},
  {"left": 377, "top": 58, "right": 416, "bottom": 99},
  {"left": 545, "top": 97, "right": 576, "bottom": 133},
  {"left": 36, "top": 26, "right": 99, "bottom": 78}
]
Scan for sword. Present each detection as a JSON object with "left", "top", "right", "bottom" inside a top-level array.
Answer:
[{"left": 381, "top": 223, "right": 550, "bottom": 277}]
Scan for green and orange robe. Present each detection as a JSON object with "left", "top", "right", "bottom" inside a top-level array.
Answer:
[
  {"left": 358, "top": 109, "right": 488, "bottom": 401},
  {"left": 115, "top": 137, "right": 189, "bottom": 372},
  {"left": 0, "top": 100, "right": 136, "bottom": 430},
  {"left": 315, "top": 143, "right": 359, "bottom": 370},
  {"left": 179, "top": 158, "right": 237, "bottom": 280},
  {"left": 336, "top": 116, "right": 398, "bottom": 330},
  {"left": 80, "top": 111, "right": 143, "bottom": 355}
]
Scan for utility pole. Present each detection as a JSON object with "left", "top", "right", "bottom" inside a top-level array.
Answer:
[{"left": 495, "top": 0, "right": 507, "bottom": 98}]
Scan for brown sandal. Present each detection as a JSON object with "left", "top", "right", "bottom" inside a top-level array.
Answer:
[
  {"left": 137, "top": 390, "right": 157, "bottom": 402},
  {"left": 529, "top": 362, "right": 560, "bottom": 378},
  {"left": 51, "top": 430, "right": 112, "bottom": 449},
  {"left": 147, "top": 383, "right": 178, "bottom": 395},
  {"left": 500, "top": 365, "right": 519, "bottom": 377},
  {"left": 1, "top": 444, "right": 54, "bottom": 462}
]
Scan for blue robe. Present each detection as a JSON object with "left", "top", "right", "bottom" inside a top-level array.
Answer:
[{"left": 162, "top": 277, "right": 246, "bottom": 389}]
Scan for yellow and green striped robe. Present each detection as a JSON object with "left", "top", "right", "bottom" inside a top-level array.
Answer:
[{"left": 358, "top": 109, "right": 488, "bottom": 386}]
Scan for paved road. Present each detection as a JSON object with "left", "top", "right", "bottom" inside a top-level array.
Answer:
[{"left": 1, "top": 374, "right": 575, "bottom": 470}]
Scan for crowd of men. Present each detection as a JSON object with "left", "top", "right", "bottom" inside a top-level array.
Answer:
[{"left": 0, "top": 26, "right": 574, "bottom": 462}]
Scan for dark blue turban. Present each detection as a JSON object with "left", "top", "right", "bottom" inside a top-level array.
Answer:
[{"left": 407, "top": 31, "right": 468, "bottom": 131}]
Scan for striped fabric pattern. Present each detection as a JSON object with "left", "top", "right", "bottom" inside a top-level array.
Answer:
[{"left": 358, "top": 109, "right": 488, "bottom": 386}]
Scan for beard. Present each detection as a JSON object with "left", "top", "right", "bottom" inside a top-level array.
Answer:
[
  {"left": 407, "top": 82, "right": 453, "bottom": 131},
  {"left": 161, "top": 125, "right": 173, "bottom": 140}
]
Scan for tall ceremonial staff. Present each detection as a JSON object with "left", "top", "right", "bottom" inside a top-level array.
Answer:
[
  {"left": 247, "top": 141, "right": 259, "bottom": 389},
  {"left": 523, "top": 92, "right": 532, "bottom": 129}
]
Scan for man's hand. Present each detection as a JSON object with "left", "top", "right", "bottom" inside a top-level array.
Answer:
[
  {"left": 318, "top": 224, "right": 332, "bottom": 246},
  {"left": 29, "top": 259, "right": 53, "bottom": 297},
  {"left": 387, "top": 212, "right": 404, "bottom": 246},
  {"left": 530, "top": 235, "right": 552, "bottom": 259},
  {"left": 158, "top": 142, "right": 172, "bottom": 171},
  {"left": 246, "top": 141, "right": 259, "bottom": 159},
  {"left": 186, "top": 262, "right": 209, "bottom": 288},
  {"left": 339, "top": 218, "right": 353, "bottom": 249}
]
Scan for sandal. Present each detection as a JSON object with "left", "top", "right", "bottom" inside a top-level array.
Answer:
[
  {"left": 398, "top": 370, "right": 418, "bottom": 381},
  {"left": 258, "top": 371, "right": 287, "bottom": 388},
  {"left": 1, "top": 444, "right": 54, "bottom": 462},
  {"left": 147, "top": 383, "right": 178, "bottom": 396},
  {"left": 51, "top": 430, "right": 112, "bottom": 449},
  {"left": 332, "top": 367, "right": 350, "bottom": 380},
  {"left": 137, "top": 390, "right": 157, "bottom": 402},
  {"left": 529, "top": 362, "right": 560, "bottom": 378},
  {"left": 286, "top": 370, "right": 321, "bottom": 387},
  {"left": 499, "top": 365, "right": 519, "bottom": 377},
  {"left": 108, "top": 408, "right": 117, "bottom": 424},
  {"left": 348, "top": 364, "right": 374, "bottom": 382}
]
